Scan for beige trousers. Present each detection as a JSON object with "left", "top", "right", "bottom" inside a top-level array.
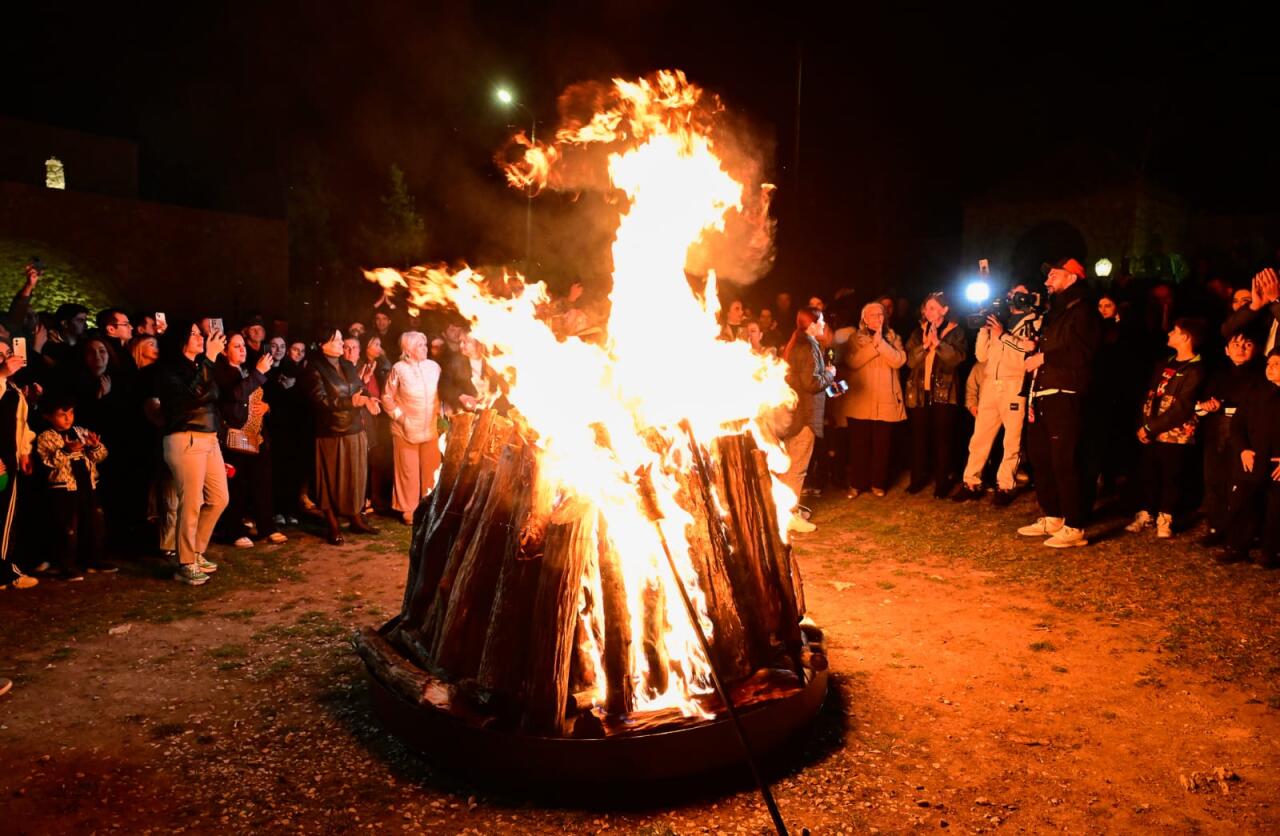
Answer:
[
  {"left": 779, "top": 427, "right": 816, "bottom": 510},
  {"left": 391, "top": 436, "right": 442, "bottom": 520},
  {"left": 163, "top": 432, "right": 229, "bottom": 566},
  {"left": 961, "top": 379, "right": 1026, "bottom": 491}
]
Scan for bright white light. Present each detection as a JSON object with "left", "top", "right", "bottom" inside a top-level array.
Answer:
[
  {"left": 495, "top": 88, "right": 514, "bottom": 105},
  {"left": 965, "top": 280, "right": 991, "bottom": 304},
  {"left": 1095, "top": 257, "right": 1113, "bottom": 278}
]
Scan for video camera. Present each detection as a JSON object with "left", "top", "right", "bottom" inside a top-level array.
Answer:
[{"left": 966, "top": 289, "right": 1044, "bottom": 330}]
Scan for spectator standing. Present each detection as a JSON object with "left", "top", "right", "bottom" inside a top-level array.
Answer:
[
  {"left": 1017, "top": 258, "right": 1101, "bottom": 548},
  {"left": 214, "top": 334, "right": 282, "bottom": 548},
  {"left": 0, "top": 341, "right": 36, "bottom": 590},
  {"left": 1125, "top": 318, "right": 1208, "bottom": 538},
  {"left": 304, "top": 329, "right": 381, "bottom": 545},
  {"left": 1222, "top": 267, "right": 1280, "bottom": 353},
  {"left": 778, "top": 307, "right": 836, "bottom": 533},
  {"left": 1197, "top": 334, "right": 1261, "bottom": 546},
  {"left": 264, "top": 339, "right": 307, "bottom": 527},
  {"left": 35, "top": 396, "right": 111, "bottom": 579},
  {"left": 905, "top": 292, "right": 968, "bottom": 498},
  {"left": 840, "top": 302, "right": 906, "bottom": 497},
  {"left": 1219, "top": 348, "right": 1280, "bottom": 568},
  {"left": 156, "top": 322, "right": 229, "bottom": 585},
  {"left": 358, "top": 335, "right": 394, "bottom": 514},
  {"left": 954, "top": 288, "right": 1039, "bottom": 506},
  {"left": 381, "top": 332, "right": 443, "bottom": 525}
]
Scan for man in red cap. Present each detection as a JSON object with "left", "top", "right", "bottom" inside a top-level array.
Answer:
[{"left": 1016, "top": 257, "right": 1101, "bottom": 548}]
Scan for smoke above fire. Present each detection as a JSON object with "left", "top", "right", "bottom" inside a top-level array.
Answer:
[{"left": 502, "top": 69, "right": 776, "bottom": 286}]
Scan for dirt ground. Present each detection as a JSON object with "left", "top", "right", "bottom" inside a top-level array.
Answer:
[{"left": 2, "top": 485, "right": 1278, "bottom": 834}]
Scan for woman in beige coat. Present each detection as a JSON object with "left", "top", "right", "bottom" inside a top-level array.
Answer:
[
  {"left": 840, "top": 302, "right": 906, "bottom": 497},
  {"left": 381, "top": 332, "right": 442, "bottom": 524}
]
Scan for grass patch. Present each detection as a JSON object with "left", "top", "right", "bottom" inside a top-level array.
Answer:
[{"left": 208, "top": 643, "right": 250, "bottom": 660}]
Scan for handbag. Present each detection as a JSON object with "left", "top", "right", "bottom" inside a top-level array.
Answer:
[{"left": 225, "top": 388, "right": 265, "bottom": 454}]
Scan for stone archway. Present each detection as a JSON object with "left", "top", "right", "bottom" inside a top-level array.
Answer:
[{"left": 1010, "top": 220, "right": 1088, "bottom": 285}]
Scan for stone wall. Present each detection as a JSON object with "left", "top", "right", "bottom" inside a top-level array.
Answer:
[{"left": 0, "top": 181, "right": 287, "bottom": 322}]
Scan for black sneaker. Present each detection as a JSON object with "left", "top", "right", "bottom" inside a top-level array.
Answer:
[
  {"left": 906, "top": 482, "right": 927, "bottom": 495},
  {"left": 952, "top": 484, "right": 982, "bottom": 502},
  {"left": 992, "top": 489, "right": 1015, "bottom": 507},
  {"left": 86, "top": 562, "right": 119, "bottom": 574}
]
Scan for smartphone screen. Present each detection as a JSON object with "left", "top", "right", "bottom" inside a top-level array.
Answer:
[
  {"left": 156, "top": 312, "right": 167, "bottom": 328},
  {"left": 210, "top": 317, "right": 224, "bottom": 335}
]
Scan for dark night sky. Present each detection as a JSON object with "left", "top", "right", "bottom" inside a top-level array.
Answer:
[{"left": 6, "top": 2, "right": 1278, "bottom": 293}]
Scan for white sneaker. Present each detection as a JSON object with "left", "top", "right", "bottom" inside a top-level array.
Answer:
[
  {"left": 1156, "top": 512, "right": 1173, "bottom": 539},
  {"left": 233, "top": 537, "right": 254, "bottom": 549},
  {"left": 1125, "top": 510, "right": 1153, "bottom": 533},
  {"left": 788, "top": 513, "right": 817, "bottom": 534},
  {"left": 173, "top": 564, "right": 209, "bottom": 586},
  {"left": 196, "top": 554, "right": 219, "bottom": 574},
  {"left": 1017, "top": 517, "right": 1064, "bottom": 537},
  {"left": 1044, "top": 526, "right": 1088, "bottom": 548},
  {"left": 266, "top": 532, "right": 288, "bottom": 545}
]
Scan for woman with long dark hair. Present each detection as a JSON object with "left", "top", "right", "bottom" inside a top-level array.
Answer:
[
  {"left": 214, "top": 332, "right": 281, "bottom": 548},
  {"left": 778, "top": 306, "right": 837, "bottom": 533}
]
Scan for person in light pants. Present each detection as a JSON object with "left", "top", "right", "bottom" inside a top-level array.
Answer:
[
  {"left": 381, "top": 332, "right": 443, "bottom": 525},
  {"left": 955, "top": 289, "right": 1040, "bottom": 506}
]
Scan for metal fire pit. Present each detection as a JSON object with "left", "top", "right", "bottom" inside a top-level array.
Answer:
[{"left": 363, "top": 622, "right": 828, "bottom": 787}]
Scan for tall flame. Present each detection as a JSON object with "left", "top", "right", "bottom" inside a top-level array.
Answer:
[{"left": 366, "top": 70, "right": 796, "bottom": 717}]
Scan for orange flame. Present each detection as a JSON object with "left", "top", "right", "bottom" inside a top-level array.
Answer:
[{"left": 365, "top": 70, "right": 796, "bottom": 718}]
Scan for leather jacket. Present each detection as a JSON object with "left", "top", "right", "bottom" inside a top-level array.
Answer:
[
  {"left": 157, "top": 354, "right": 221, "bottom": 435},
  {"left": 905, "top": 321, "right": 968, "bottom": 408},
  {"left": 305, "top": 355, "right": 367, "bottom": 437}
]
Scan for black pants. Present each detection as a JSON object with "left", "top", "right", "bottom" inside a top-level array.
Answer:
[
  {"left": 1139, "top": 442, "right": 1194, "bottom": 517},
  {"left": 849, "top": 419, "right": 894, "bottom": 492},
  {"left": 1227, "top": 469, "right": 1280, "bottom": 556},
  {"left": 51, "top": 486, "right": 105, "bottom": 571},
  {"left": 1202, "top": 419, "right": 1235, "bottom": 533},
  {"left": 908, "top": 404, "right": 957, "bottom": 493},
  {"left": 1026, "top": 393, "right": 1088, "bottom": 528},
  {"left": 223, "top": 448, "right": 275, "bottom": 538}
]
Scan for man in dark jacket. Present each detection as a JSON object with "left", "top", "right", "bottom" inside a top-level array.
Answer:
[
  {"left": 1017, "top": 258, "right": 1101, "bottom": 548},
  {"left": 1219, "top": 348, "right": 1280, "bottom": 567},
  {"left": 779, "top": 306, "right": 836, "bottom": 534}
]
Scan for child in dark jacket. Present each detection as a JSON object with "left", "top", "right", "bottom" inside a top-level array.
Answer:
[
  {"left": 1196, "top": 334, "right": 1262, "bottom": 545},
  {"left": 36, "top": 395, "right": 112, "bottom": 580},
  {"left": 1126, "top": 318, "right": 1208, "bottom": 539},
  {"left": 1219, "top": 348, "right": 1280, "bottom": 568}
]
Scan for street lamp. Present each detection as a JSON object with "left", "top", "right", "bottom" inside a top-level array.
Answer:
[
  {"left": 495, "top": 86, "right": 537, "bottom": 272},
  {"left": 1095, "top": 258, "right": 1113, "bottom": 279}
]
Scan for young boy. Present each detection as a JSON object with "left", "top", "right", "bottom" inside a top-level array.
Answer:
[
  {"left": 35, "top": 396, "right": 112, "bottom": 580},
  {"left": 1219, "top": 348, "right": 1280, "bottom": 568},
  {"left": 1196, "top": 334, "right": 1261, "bottom": 545}
]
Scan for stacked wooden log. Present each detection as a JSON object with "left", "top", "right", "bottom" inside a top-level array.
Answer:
[{"left": 356, "top": 409, "right": 808, "bottom": 738}]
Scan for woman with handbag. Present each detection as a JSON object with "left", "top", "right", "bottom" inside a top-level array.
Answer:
[
  {"left": 304, "top": 328, "right": 382, "bottom": 545},
  {"left": 214, "top": 333, "right": 283, "bottom": 548}
]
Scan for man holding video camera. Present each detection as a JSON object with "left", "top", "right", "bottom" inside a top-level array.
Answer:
[
  {"left": 1017, "top": 258, "right": 1101, "bottom": 548},
  {"left": 953, "top": 284, "right": 1041, "bottom": 505}
]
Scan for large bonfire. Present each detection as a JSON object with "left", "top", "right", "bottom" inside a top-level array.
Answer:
[{"left": 360, "top": 70, "right": 812, "bottom": 737}]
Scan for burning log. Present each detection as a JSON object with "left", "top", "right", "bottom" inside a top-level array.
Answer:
[
  {"left": 373, "top": 410, "right": 810, "bottom": 740},
  {"left": 521, "top": 501, "right": 598, "bottom": 736},
  {"left": 594, "top": 517, "right": 636, "bottom": 717}
]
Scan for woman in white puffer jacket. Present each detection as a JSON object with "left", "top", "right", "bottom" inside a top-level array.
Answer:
[{"left": 381, "top": 331, "right": 442, "bottom": 524}]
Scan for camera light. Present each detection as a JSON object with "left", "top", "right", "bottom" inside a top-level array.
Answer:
[{"left": 964, "top": 280, "right": 991, "bottom": 304}]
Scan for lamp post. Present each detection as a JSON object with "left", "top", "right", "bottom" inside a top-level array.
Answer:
[
  {"left": 1095, "top": 258, "right": 1113, "bottom": 280},
  {"left": 496, "top": 87, "right": 537, "bottom": 272}
]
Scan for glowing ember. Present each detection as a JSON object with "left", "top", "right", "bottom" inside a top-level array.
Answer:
[{"left": 366, "top": 70, "right": 796, "bottom": 719}]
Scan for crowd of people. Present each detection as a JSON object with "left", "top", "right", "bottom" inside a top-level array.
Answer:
[
  {"left": 751, "top": 259, "right": 1280, "bottom": 569},
  {"left": 1, "top": 254, "right": 1277, "bottom": 597},
  {"left": 0, "top": 266, "right": 504, "bottom": 590}
]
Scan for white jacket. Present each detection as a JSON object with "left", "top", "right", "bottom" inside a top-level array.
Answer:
[{"left": 382, "top": 359, "right": 442, "bottom": 444}]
